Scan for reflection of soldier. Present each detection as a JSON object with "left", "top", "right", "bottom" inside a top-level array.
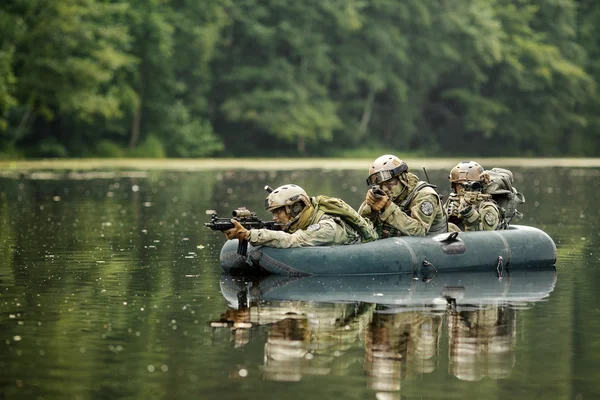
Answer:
[
  {"left": 364, "top": 310, "right": 443, "bottom": 391},
  {"left": 263, "top": 302, "right": 373, "bottom": 381},
  {"left": 445, "top": 161, "right": 502, "bottom": 231},
  {"left": 211, "top": 298, "right": 373, "bottom": 381},
  {"left": 359, "top": 155, "right": 457, "bottom": 237},
  {"left": 211, "top": 306, "right": 253, "bottom": 349},
  {"left": 263, "top": 316, "right": 312, "bottom": 382},
  {"left": 447, "top": 307, "right": 516, "bottom": 381}
]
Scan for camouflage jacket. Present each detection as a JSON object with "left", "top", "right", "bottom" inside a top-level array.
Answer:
[
  {"left": 247, "top": 214, "right": 360, "bottom": 248},
  {"left": 450, "top": 200, "right": 501, "bottom": 232},
  {"left": 358, "top": 183, "right": 448, "bottom": 237}
]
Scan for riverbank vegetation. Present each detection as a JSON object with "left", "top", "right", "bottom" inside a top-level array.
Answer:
[{"left": 0, "top": 0, "right": 598, "bottom": 158}]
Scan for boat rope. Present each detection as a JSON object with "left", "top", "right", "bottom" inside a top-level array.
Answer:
[
  {"left": 422, "top": 260, "right": 438, "bottom": 282},
  {"left": 496, "top": 255, "right": 504, "bottom": 279}
]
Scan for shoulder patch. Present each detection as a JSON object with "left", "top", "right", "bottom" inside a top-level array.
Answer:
[
  {"left": 306, "top": 223, "right": 321, "bottom": 232},
  {"left": 419, "top": 201, "right": 434, "bottom": 216},
  {"left": 484, "top": 212, "right": 498, "bottom": 226}
]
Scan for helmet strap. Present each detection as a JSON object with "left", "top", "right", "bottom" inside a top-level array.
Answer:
[
  {"left": 394, "top": 172, "right": 419, "bottom": 201},
  {"left": 389, "top": 173, "right": 408, "bottom": 201},
  {"left": 390, "top": 183, "right": 406, "bottom": 201}
]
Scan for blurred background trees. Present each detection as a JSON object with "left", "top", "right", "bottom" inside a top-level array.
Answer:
[{"left": 0, "top": 0, "right": 598, "bottom": 158}]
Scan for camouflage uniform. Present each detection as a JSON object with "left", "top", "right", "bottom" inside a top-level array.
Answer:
[
  {"left": 447, "top": 198, "right": 501, "bottom": 232},
  {"left": 359, "top": 180, "right": 449, "bottom": 238},
  {"left": 248, "top": 214, "right": 359, "bottom": 248},
  {"left": 228, "top": 184, "right": 373, "bottom": 249},
  {"left": 445, "top": 161, "right": 503, "bottom": 232}
]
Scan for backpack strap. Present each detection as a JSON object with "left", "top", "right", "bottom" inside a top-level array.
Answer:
[
  {"left": 399, "top": 182, "right": 438, "bottom": 214},
  {"left": 398, "top": 182, "right": 449, "bottom": 233}
]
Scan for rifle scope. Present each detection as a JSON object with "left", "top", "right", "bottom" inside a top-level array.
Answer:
[{"left": 232, "top": 208, "right": 253, "bottom": 218}]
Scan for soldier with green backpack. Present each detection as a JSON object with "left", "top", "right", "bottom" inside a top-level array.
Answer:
[
  {"left": 223, "top": 184, "right": 378, "bottom": 248},
  {"left": 445, "top": 161, "right": 525, "bottom": 231},
  {"left": 480, "top": 167, "right": 526, "bottom": 229}
]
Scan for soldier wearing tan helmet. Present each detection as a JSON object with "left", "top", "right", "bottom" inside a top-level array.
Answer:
[
  {"left": 445, "top": 161, "right": 502, "bottom": 231},
  {"left": 224, "top": 184, "right": 375, "bottom": 248},
  {"left": 359, "top": 155, "right": 456, "bottom": 237}
]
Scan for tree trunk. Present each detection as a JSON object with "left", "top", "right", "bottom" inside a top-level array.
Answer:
[
  {"left": 129, "top": 101, "right": 141, "bottom": 150},
  {"left": 359, "top": 88, "right": 376, "bottom": 134},
  {"left": 129, "top": 62, "right": 145, "bottom": 150},
  {"left": 297, "top": 136, "right": 305, "bottom": 154}
]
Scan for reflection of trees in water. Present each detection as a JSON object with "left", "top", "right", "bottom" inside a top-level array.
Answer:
[
  {"left": 212, "top": 299, "right": 518, "bottom": 390},
  {"left": 447, "top": 307, "right": 516, "bottom": 381}
]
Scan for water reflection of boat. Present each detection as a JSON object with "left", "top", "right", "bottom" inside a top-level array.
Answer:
[
  {"left": 211, "top": 267, "right": 556, "bottom": 388},
  {"left": 220, "top": 266, "right": 557, "bottom": 310},
  {"left": 220, "top": 225, "right": 557, "bottom": 275}
]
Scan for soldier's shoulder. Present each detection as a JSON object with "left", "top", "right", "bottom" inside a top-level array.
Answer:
[
  {"left": 480, "top": 200, "right": 501, "bottom": 212},
  {"left": 413, "top": 186, "right": 439, "bottom": 201},
  {"left": 306, "top": 223, "right": 322, "bottom": 232},
  {"left": 309, "top": 218, "right": 338, "bottom": 230},
  {"left": 482, "top": 209, "right": 499, "bottom": 226}
]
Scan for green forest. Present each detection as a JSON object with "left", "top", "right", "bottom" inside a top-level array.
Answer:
[{"left": 0, "top": 0, "right": 599, "bottom": 158}]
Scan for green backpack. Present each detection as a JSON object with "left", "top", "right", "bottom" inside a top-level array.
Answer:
[
  {"left": 482, "top": 168, "right": 525, "bottom": 228},
  {"left": 312, "top": 195, "right": 378, "bottom": 242}
]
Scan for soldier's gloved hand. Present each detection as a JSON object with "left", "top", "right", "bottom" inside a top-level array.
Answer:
[
  {"left": 463, "top": 191, "right": 479, "bottom": 205},
  {"left": 447, "top": 202, "right": 458, "bottom": 217},
  {"left": 459, "top": 199, "right": 479, "bottom": 225},
  {"left": 447, "top": 194, "right": 460, "bottom": 217},
  {"left": 366, "top": 189, "right": 390, "bottom": 212},
  {"left": 224, "top": 219, "right": 250, "bottom": 241},
  {"left": 458, "top": 198, "right": 472, "bottom": 215}
]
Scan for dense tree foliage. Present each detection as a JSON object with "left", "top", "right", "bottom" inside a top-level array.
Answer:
[{"left": 0, "top": 0, "right": 598, "bottom": 157}]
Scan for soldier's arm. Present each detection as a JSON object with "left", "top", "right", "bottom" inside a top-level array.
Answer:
[
  {"left": 478, "top": 202, "right": 501, "bottom": 231},
  {"left": 358, "top": 201, "right": 379, "bottom": 222},
  {"left": 445, "top": 193, "right": 461, "bottom": 219},
  {"left": 379, "top": 192, "right": 439, "bottom": 237},
  {"left": 247, "top": 220, "right": 340, "bottom": 248},
  {"left": 460, "top": 207, "right": 480, "bottom": 231}
]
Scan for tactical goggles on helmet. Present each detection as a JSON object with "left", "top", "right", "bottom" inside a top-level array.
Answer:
[
  {"left": 366, "top": 164, "right": 408, "bottom": 186},
  {"left": 462, "top": 181, "right": 483, "bottom": 191}
]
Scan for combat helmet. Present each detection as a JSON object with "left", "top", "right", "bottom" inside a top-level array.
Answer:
[
  {"left": 366, "top": 155, "right": 409, "bottom": 186},
  {"left": 264, "top": 184, "right": 311, "bottom": 216},
  {"left": 449, "top": 161, "right": 484, "bottom": 183},
  {"left": 449, "top": 161, "right": 485, "bottom": 192}
]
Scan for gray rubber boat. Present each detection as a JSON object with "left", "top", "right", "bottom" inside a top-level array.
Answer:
[{"left": 220, "top": 225, "right": 557, "bottom": 276}]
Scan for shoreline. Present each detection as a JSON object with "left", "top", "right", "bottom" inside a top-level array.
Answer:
[{"left": 1, "top": 157, "right": 600, "bottom": 172}]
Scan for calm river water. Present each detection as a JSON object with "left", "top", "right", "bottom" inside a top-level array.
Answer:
[{"left": 0, "top": 163, "right": 598, "bottom": 400}]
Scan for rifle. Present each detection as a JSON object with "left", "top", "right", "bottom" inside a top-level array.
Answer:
[
  {"left": 371, "top": 185, "right": 386, "bottom": 198},
  {"left": 204, "top": 207, "right": 280, "bottom": 256},
  {"left": 447, "top": 191, "right": 493, "bottom": 223},
  {"left": 463, "top": 191, "right": 492, "bottom": 205}
]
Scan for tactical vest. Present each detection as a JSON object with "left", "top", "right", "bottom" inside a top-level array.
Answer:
[
  {"left": 311, "top": 196, "right": 378, "bottom": 242},
  {"left": 398, "top": 182, "right": 448, "bottom": 234}
]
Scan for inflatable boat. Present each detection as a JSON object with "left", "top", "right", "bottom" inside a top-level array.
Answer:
[
  {"left": 220, "top": 266, "right": 557, "bottom": 310},
  {"left": 219, "top": 225, "right": 556, "bottom": 276}
]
